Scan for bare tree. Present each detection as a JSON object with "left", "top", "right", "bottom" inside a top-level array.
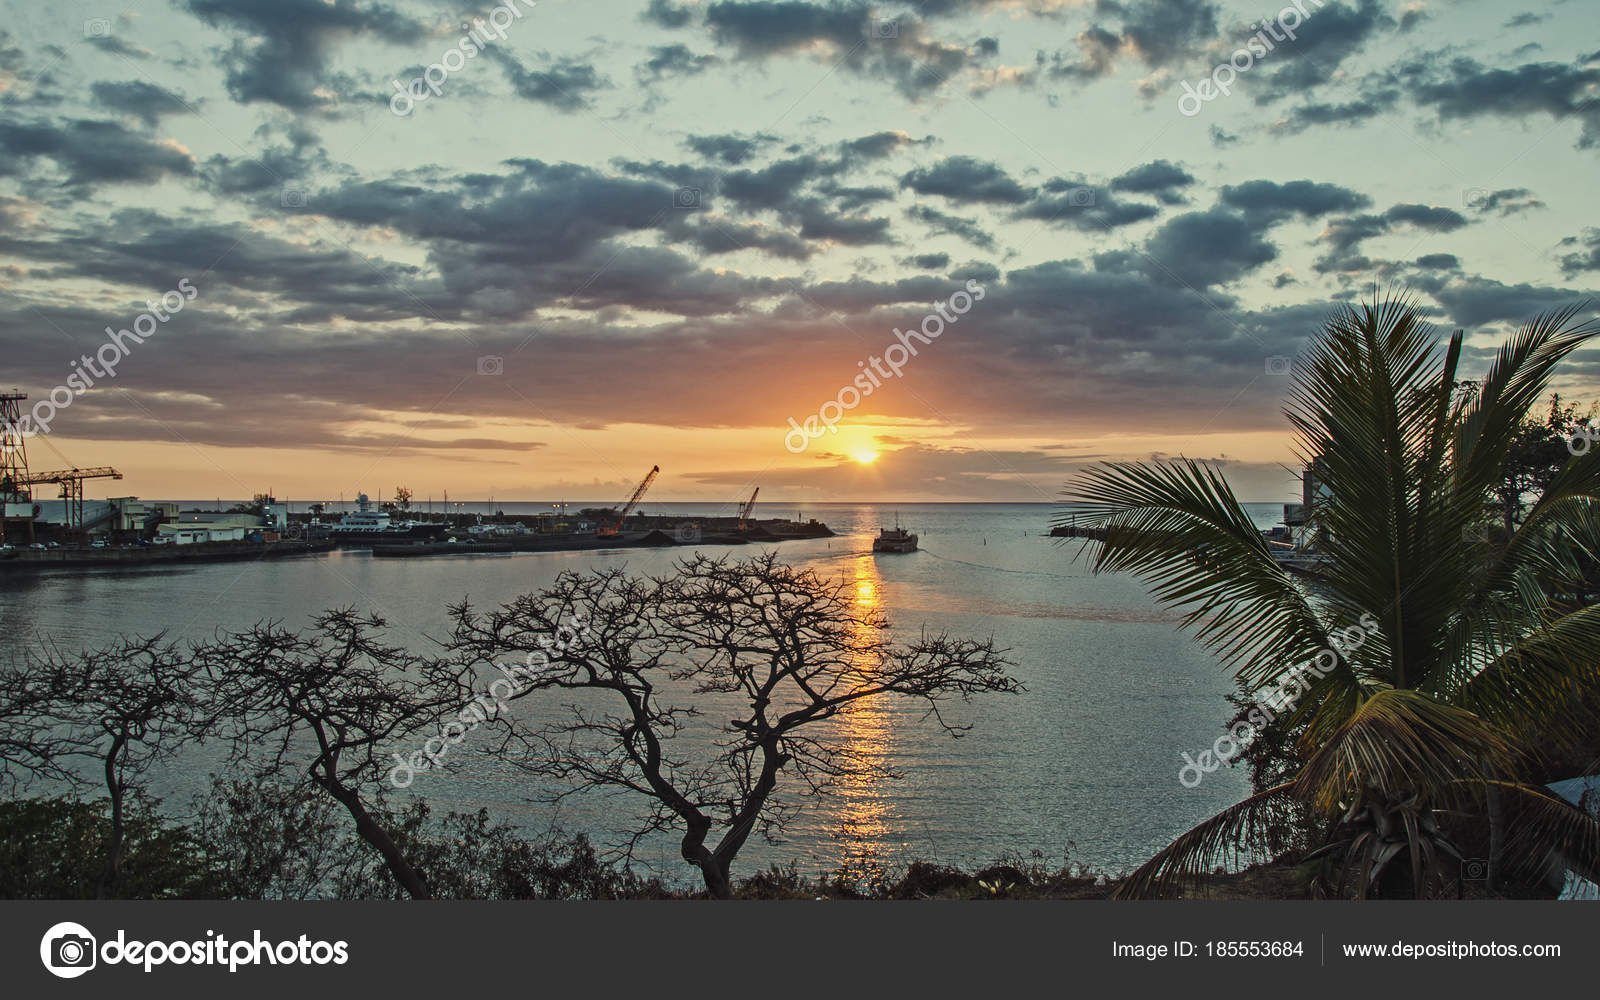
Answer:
[
  {"left": 200, "top": 610, "right": 471, "bottom": 899},
  {"left": 4, "top": 636, "right": 212, "bottom": 896},
  {"left": 0, "top": 658, "right": 76, "bottom": 795},
  {"left": 447, "top": 553, "right": 1018, "bottom": 898}
]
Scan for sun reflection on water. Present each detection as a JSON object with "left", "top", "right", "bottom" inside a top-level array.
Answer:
[{"left": 826, "top": 556, "right": 907, "bottom": 884}]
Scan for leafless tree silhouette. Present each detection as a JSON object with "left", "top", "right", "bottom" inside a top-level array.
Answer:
[{"left": 447, "top": 553, "right": 1018, "bottom": 898}]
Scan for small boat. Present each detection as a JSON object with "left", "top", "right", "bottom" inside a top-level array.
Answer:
[{"left": 873, "top": 517, "right": 918, "bottom": 554}]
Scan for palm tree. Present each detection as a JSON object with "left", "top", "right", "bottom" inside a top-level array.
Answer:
[{"left": 1061, "top": 297, "right": 1600, "bottom": 898}]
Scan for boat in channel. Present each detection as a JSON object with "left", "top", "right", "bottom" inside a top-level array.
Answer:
[{"left": 872, "top": 515, "right": 918, "bottom": 554}]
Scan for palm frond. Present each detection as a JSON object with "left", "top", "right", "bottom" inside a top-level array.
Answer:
[
  {"left": 1112, "top": 783, "right": 1299, "bottom": 899},
  {"left": 1295, "top": 689, "right": 1517, "bottom": 812},
  {"left": 1486, "top": 780, "right": 1600, "bottom": 887},
  {"left": 1061, "top": 459, "right": 1352, "bottom": 698},
  {"left": 1449, "top": 603, "right": 1600, "bottom": 747}
]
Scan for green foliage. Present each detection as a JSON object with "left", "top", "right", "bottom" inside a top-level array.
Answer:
[
  {"left": 1496, "top": 394, "right": 1597, "bottom": 531},
  {"left": 0, "top": 795, "right": 209, "bottom": 899},
  {"left": 0, "top": 783, "right": 664, "bottom": 900},
  {"left": 189, "top": 777, "right": 369, "bottom": 899}
]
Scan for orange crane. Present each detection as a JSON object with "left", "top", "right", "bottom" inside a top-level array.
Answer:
[
  {"left": 736, "top": 487, "right": 759, "bottom": 531},
  {"left": 597, "top": 465, "right": 658, "bottom": 537}
]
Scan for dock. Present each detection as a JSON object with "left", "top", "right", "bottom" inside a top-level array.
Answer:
[
  {"left": 0, "top": 538, "right": 335, "bottom": 570},
  {"left": 369, "top": 517, "right": 834, "bottom": 559}
]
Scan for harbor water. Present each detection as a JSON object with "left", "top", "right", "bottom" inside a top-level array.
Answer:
[{"left": 0, "top": 502, "right": 1285, "bottom": 882}]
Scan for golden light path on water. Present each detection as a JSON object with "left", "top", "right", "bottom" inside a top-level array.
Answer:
[{"left": 827, "top": 554, "right": 904, "bottom": 883}]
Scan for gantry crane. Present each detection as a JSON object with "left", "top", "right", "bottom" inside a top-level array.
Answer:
[
  {"left": 736, "top": 487, "right": 759, "bottom": 531},
  {"left": 597, "top": 465, "right": 659, "bottom": 537}
]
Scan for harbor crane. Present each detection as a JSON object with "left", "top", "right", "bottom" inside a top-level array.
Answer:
[
  {"left": 597, "top": 465, "right": 659, "bottom": 537},
  {"left": 1, "top": 391, "right": 121, "bottom": 542},
  {"left": 736, "top": 487, "right": 759, "bottom": 531}
]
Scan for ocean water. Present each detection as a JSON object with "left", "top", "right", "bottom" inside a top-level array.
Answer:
[{"left": 0, "top": 502, "right": 1287, "bottom": 882}]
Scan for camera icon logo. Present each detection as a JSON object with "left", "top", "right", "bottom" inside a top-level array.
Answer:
[
  {"left": 476, "top": 355, "right": 504, "bottom": 376},
  {"left": 1461, "top": 858, "right": 1488, "bottom": 881},
  {"left": 871, "top": 18, "right": 899, "bottom": 38},
  {"left": 1567, "top": 423, "right": 1596, "bottom": 456},
  {"left": 673, "top": 186, "right": 701, "bottom": 209},
  {"left": 1462, "top": 188, "right": 1489, "bottom": 210},
  {"left": 40, "top": 922, "right": 97, "bottom": 978},
  {"left": 84, "top": 18, "right": 112, "bottom": 38},
  {"left": 674, "top": 522, "right": 702, "bottom": 544},
  {"left": 1265, "top": 355, "right": 1292, "bottom": 375},
  {"left": 1067, "top": 186, "right": 1095, "bottom": 207},
  {"left": 281, "top": 188, "right": 308, "bottom": 209}
]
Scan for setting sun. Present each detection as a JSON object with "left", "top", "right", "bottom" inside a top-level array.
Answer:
[{"left": 851, "top": 449, "right": 880, "bottom": 465}]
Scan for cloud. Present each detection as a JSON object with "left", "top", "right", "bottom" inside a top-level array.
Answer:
[
  {"left": 1384, "top": 203, "right": 1469, "bottom": 231},
  {"left": 905, "top": 204, "right": 998, "bottom": 250},
  {"left": 90, "top": 80, "right": 196, "bottom": 127},
  {"left": 1558, "top": 230, "right": 1600, "bottom": 276},
  {"left": 901, "top": 252, "right": 950, "bottom": 270},
  {"left": 1411, "top": 55, "right": 1600, "bottom": 149},
  {"left": 901, "top": 155, "right": 1031, "bottom": 204},
  {"left": 1043, "top": 0, "right": 1219, "bottom": 81},
  {"left": 1134, "top": 209, "right": 1277, "bottom": 288},
  {"left": 1503, "top": 12, "right": 1547, "bottom": 29},
  {"left": 488, "top": 50, "right": 611, "bottom": 112},
  {"left": 1268, "top": 92, "right": 1402, "bottom": 134},
  {"left": 839, "top": 129, "right": 926, "bottom": 162},
  {"left": 1312, "top": 202, "right": 1468, "bottom": 273},
  {"left": 1209, "top": 124, "right": 1239, "bottom": 146},
  {"left": 181, "top": 0, "right": 430, "bottom": 112},
  {"left": 84, "top": 33, "right": 155, "bottom": 60},
  {"left": 199, "top": 123, "right": 327, "bottom": 195},
  {"left": 641, "top": 0, "right": 697, "bottom": 28},
  {"left": 1414, "top": 253, "right": 1459, "bottom": 270},
  {"left": 701, "top": 1, "right": 1005, "bottom": 99},
  {"left": 1465, "top": 187, "right": 1544, "bottom": 216},
  {"left": 1218, "top": 179, "right": 1372, "bottom": 223},
  {"left": 1397, "top": 2, "right": 1429, "bottom": 32},
  {"left": 1015, "top": 178, "right": 1161, "bottom": 232},
  {"left": 1109, "top": 159, "right": 1196, "bottom": 204},
  {"left": 1246, "top": 0, "right": 1396, "bottom": 105},
  {"left": 635, "top": 43, "right": 721, "bottom": 84},
  {"left": 0, "top": 118, "right": 195, "bottom": 187},
  {"left": 684, "top": 132, "right": 778, "bottom": 165},
  {"left": 1424, "top": 275, "right": 1596, "bottom": 328}
]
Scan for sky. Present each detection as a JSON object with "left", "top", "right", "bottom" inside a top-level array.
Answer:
[{"left": 0, "top": 0, "right": 1597, "bottom": 505}]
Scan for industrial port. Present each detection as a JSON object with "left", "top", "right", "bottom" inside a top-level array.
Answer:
[{"left": 0, "top": 392, "right": 831, "bottom": 571}]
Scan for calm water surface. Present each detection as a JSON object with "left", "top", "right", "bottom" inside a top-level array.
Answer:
[{"left": 0, "top": 502, "right": 1285, "bottom": 881}]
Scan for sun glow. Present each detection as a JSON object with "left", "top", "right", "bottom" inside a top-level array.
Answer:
[{"left": 851, "top": 449, "right": 880, "bottom": 465}]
